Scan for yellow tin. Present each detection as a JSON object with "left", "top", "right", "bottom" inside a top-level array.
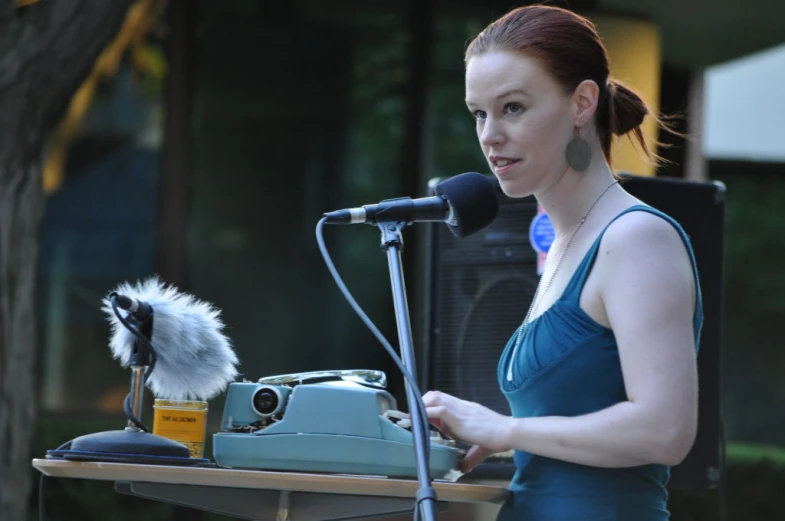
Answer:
[{"left": 152, "top": 399, "right": 208, "bottom": 458}]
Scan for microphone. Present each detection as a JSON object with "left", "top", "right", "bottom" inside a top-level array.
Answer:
[
  {"left": 323, "top": 172, "right": 499, "bottom": 238},
  {"left": 102, "top": 276, "right": 240, "bottom": 402},
  {"left": 45, "top": 276, "right": 240, "bottom": 465},
  {"left": 112, "top": 293, "right": 153, "bottom": 321}
]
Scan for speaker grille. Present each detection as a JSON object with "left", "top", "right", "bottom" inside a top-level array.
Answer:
[{"left": 427, "top": 191, "right": 540, "bottom": 415}]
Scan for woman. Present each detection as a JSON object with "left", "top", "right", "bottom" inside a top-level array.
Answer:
[{"left": 422, "top": 5, "right": 703, "bottom": 520}]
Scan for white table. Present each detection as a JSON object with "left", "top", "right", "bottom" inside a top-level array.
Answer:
[{"left": 32, "top": 459, "right": 509, "bottom": 521}]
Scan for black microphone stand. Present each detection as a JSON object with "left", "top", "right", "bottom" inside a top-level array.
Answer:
[{"left": 378, "top": 220, "right": 438, "bottom": 521}]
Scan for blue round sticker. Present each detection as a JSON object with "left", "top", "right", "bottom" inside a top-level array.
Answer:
[{"left": 529, "top": 212, "right": 554, "bottom": 254}]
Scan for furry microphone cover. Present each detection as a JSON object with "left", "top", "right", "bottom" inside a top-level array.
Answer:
[{"left": 102, "top": 276, "right": 240, "bottom": 402}]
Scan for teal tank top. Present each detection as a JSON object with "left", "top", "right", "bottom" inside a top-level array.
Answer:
[{"left": 495, "top": 205, "right": 704, "bottom": 521}]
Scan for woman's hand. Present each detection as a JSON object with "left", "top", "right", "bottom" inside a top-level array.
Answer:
[
  {"left": 422, "top": 390, "right": 512, "bottom": 471},
  {"left": 422, "top": 391, "right": 511, "bottom": 472}
]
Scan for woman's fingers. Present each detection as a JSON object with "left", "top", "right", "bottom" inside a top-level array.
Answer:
[{"left": 461, "top": 445, "right": 495, "bottom": 473}]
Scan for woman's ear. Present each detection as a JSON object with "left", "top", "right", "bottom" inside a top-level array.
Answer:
[{"left": 573, "top": 79, "right": 600, "bottom": 126}]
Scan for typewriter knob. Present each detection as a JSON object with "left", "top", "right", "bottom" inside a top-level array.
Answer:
[{"left": 251, "top": 385, "right": 287, "bottom": 418}]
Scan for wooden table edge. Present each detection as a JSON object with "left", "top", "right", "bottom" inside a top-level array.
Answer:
[{"left": 32, "top": 459, "right": 509, "bottom": 504}]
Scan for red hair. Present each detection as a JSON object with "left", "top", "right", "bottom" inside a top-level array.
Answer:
[{"left": 466, "top": 5, "right": 674, "bottom": 167}]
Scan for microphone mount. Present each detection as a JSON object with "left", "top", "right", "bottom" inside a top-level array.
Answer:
[{"left": 110, "top": 293, "right": 155, "bottom": 368}]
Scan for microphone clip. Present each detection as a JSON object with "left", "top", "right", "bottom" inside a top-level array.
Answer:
[
  {"left": 378, "top": 220, "right": 408, "bottom": 252},
  {"left": 109, "top": 292, "right": 155, "bottom": 368}
]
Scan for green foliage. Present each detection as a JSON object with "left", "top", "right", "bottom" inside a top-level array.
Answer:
[
  {"left": 720, "top": 171, "right": 785, "bottom": 316},
  {"left": 668, "top": 442, "right": 785, "bottom": 521},
  {"left": 710, "top": 167, "right": 785, "bottom": 445},
  {"left": 727, "top": 442, "right": 785, "bottom": 465},
  {"left": 429, "top": 14, "right": 489, "bottom": 181}
]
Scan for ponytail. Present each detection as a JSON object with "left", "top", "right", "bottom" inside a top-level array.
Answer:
[{"left": 598, "top": 78, "right": 682, "bottom": 167}]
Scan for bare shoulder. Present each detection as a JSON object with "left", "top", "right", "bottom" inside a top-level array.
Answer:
[
  {"left": 599, "top": 208, "right": 694, "bottom": 270},
  {"left": 595, "top": 207, "right": 697, "bottom": 319}
]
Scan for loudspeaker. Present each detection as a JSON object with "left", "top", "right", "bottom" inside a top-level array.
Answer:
[{"left": 422, "top": 173, "right": 725, "bottom": 490}]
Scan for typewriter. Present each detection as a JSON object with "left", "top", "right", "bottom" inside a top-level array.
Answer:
[{"left": 212, "top": 369, "right": 463, "bottom": 480}]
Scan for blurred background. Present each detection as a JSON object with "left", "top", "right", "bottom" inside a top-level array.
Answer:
[{"left": 2, "top": 0, "right": 784, "bottom": 520}]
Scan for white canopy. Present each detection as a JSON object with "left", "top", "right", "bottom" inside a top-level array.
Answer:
[{"left": 703, "top": 42, "right": 785, "bottom": 162}]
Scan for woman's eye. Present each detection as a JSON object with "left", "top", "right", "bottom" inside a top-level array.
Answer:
[
  {"left": 505, "top": 102, "right": 524, "bottom": 114},
  {"left": 472, "top": 110, "right": 487, "bottom": 121}
]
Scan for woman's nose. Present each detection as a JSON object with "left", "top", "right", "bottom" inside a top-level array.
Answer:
[{"left": 480, "top": 119, "right": 505, "bottom": 147}]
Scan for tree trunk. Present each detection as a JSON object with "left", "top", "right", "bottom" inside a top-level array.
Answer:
[{"left": 0, "top": 1, "right": 135, "bottom": 520}]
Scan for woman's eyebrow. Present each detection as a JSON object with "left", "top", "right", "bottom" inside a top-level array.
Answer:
[{"left": 466, "top": 88, "right": 529, "bottom": 107}]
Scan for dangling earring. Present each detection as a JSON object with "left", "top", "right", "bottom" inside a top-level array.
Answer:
[{"left": 565, "top": 120, "right": 592, "bottom": 171}]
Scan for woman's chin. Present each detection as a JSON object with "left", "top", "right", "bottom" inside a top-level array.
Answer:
[{"left": 497, "top": 177, "right": 534, "bottom": 199}]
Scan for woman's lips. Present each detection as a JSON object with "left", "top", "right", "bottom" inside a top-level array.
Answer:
[{"left": 490, "top": 157, "right": 521, "bottom": 176}]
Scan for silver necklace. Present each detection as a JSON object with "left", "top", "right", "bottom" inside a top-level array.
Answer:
[{"left": 506, "top": 179, "right": 619, "bottom": 382}]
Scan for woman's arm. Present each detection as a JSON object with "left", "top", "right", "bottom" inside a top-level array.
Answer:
[{"left": 425, "top": 212, "right": 699, "bottom": 468}]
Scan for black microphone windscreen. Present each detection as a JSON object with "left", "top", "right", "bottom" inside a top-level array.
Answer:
[{"left": 434, "top": 172, "right": 499, "bottom": 238}]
